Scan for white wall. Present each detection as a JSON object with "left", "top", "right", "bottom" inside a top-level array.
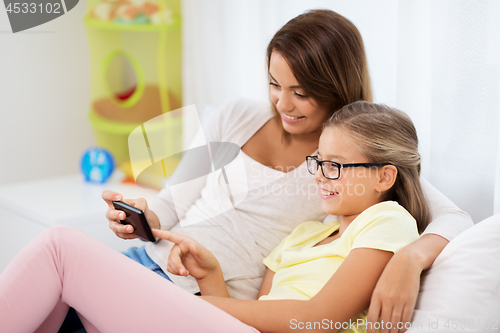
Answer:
[
  {"left": 0, "top": 2, "right": 94, "bottom": 185},
  {"left": 182, "top": 0, "right": 400, "bottom": 113},
  {"left": 182, "top": 0, "right": 500, "bottom": 223}
]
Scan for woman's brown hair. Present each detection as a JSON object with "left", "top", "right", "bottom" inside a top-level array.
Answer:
[
  {"left": 324, "top": 101, "right": 431, "bottom": 232},
  {"left": 267, "top": 9, "right": 372, "bottom": 123}
]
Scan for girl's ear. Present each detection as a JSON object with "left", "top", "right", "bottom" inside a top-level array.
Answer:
[{"left": 377, "top": 165, "right": 397, "bottom": 193}]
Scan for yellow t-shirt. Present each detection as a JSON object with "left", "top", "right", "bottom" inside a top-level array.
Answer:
[{"left": 260, "top": 201, "right": 419, "bottom": 332}]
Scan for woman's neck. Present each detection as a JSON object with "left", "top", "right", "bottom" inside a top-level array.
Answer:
[{"left": 284, "top": 126, "right": 322, "bottom": 151}]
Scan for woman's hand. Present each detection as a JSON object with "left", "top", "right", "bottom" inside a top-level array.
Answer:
[
  {"left": 366, "top": 250, "right": 421, "bottom": 333},
  {"left": 152, "top": 229, "right": 220, "bottom": 281},
  {"left": 366, "top": 234, "right": 449, "bottom": 333},
  {"left": 102, "top": 190, "right": 160, "bottom": 240}
]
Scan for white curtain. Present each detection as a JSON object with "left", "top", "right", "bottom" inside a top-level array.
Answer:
[{"left": 181, "top": 0, "right": 500, "bottom": 223}]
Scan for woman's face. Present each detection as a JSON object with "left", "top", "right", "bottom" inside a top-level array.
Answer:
[
  {"left": 315, "top": 127, "right": 382, "bottom": 222},
  {"left": 269, "top": 52, "right": 329, "bottom": 136}
]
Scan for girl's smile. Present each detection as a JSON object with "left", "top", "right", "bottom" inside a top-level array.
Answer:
[{"left": 320, "top": 187, "right": 338, "bottom": 199}]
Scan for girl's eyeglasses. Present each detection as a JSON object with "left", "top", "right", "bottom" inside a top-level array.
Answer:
[{"left": 306, "top": 156, "right": 391, "bottom": 180}]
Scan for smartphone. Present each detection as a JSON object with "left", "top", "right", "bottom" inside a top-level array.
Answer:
[{"left": 112, "top": 201, "right": 156, "bottom": 242}]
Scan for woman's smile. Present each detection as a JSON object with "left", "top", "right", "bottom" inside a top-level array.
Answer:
[{"left": 281, "top": 113, "right": 306, "bottom": 123}]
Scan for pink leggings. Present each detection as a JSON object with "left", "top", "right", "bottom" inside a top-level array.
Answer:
[{"left": 0, "top": 226, "right": 260, "bottom": 333}]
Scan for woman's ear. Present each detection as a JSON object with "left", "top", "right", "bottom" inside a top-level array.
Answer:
[{"left": 377, "top": 165, "right": 397, "bottom": 193}]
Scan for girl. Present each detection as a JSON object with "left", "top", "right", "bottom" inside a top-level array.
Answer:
[{"left": 0, "top": 101, "right": 429, "bottom": 332}]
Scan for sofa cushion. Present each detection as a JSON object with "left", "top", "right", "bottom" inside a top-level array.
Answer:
[{"left": 409, "top": 213, "right": 500, "bottom": 332}]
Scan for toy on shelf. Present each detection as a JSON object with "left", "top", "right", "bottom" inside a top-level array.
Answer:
[
  {"left": 90, "top": 0, "right": 174, "bottom": 25},
  {"left": 85, "top": 0, "right": 182, "bottom": 189},
  {"left": 80, "top": 147, "right": 115, "bottom": 183}
]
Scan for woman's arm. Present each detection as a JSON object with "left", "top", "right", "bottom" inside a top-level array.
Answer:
[
  {"left": 202, "top": 248, "right": 393, "bottom": 333},
  {"left": 147, "top": 100, "right": 236, "bottom": 230},
  {"left": 366, "top": 234, "right": 448, "bottom": 333},
  {"left": 147, "top": 130, "right": 213, "bottom": 230},
  {"left": 103, "top": 129, "right": 214, "bottom": 233},
  {"left": 419, "top": 178, "right": 473, "bottom": 240},
  {"left": 366, "top": 179, "right": 473, "bottom": 333},
  {"left": 405, "top": 233, "right": 449, "bottom": 270}
]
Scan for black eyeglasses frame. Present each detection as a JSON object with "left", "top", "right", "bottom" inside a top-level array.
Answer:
[{"left": 306, "top": 155, "right": 391, "bottom": 180}]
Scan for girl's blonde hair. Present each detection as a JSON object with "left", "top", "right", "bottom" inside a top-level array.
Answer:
[{"left": 324, "top": 101, "right": 431, "bottom": 233}]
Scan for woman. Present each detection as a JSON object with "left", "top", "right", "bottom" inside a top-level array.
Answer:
[{"left": 101, "top": 9, "right": 469, "bottom": 331}]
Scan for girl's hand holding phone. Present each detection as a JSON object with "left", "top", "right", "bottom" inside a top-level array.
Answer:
[
  {"left": 153, "top": 229, "right": 221, "bottom": 281},
  {"left": 101, "top": 190, "right": 160, "bottom": 240}
]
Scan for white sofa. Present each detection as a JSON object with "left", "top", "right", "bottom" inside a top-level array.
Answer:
[{"left": 408, "top": 213, "right": 500, "bottom": 332}]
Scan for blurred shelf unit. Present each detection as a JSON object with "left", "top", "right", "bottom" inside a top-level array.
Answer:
[{"left": 85, "top": 0, "right": 183, "bottom": 189}]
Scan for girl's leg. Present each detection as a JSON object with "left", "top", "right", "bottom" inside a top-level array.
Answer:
[
  {"left": 35, "top": 299, "right": 71, "bottom": 332},
  {"left": 0, "top": 226, "right": 259, "bottom": 333},
  {"left": 60, "top": 244, "right": 174, "bottom": 332}
]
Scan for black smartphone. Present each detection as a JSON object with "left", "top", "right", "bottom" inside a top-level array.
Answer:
[{"left": 112, "top": 201, "right": 156, "bottom": 242}]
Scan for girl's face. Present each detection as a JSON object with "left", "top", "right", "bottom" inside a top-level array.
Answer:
[
  {"left": 315, "top": 127, "right": 383, "bottom": 223},
  {"left": 268, "top": 52, "right": 329, "bottom": 136}
]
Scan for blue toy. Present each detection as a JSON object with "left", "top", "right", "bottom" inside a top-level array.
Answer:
[{"left": 81, "top": 147, "right": 115, "bottom": 183}]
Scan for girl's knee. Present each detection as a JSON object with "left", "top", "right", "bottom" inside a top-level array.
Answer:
[
  {"left": 40, "top": 225, "right": 85, "bottom": 248},
  {"left": 44, "top": 225, "right": 80, "bottom": 237}
]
